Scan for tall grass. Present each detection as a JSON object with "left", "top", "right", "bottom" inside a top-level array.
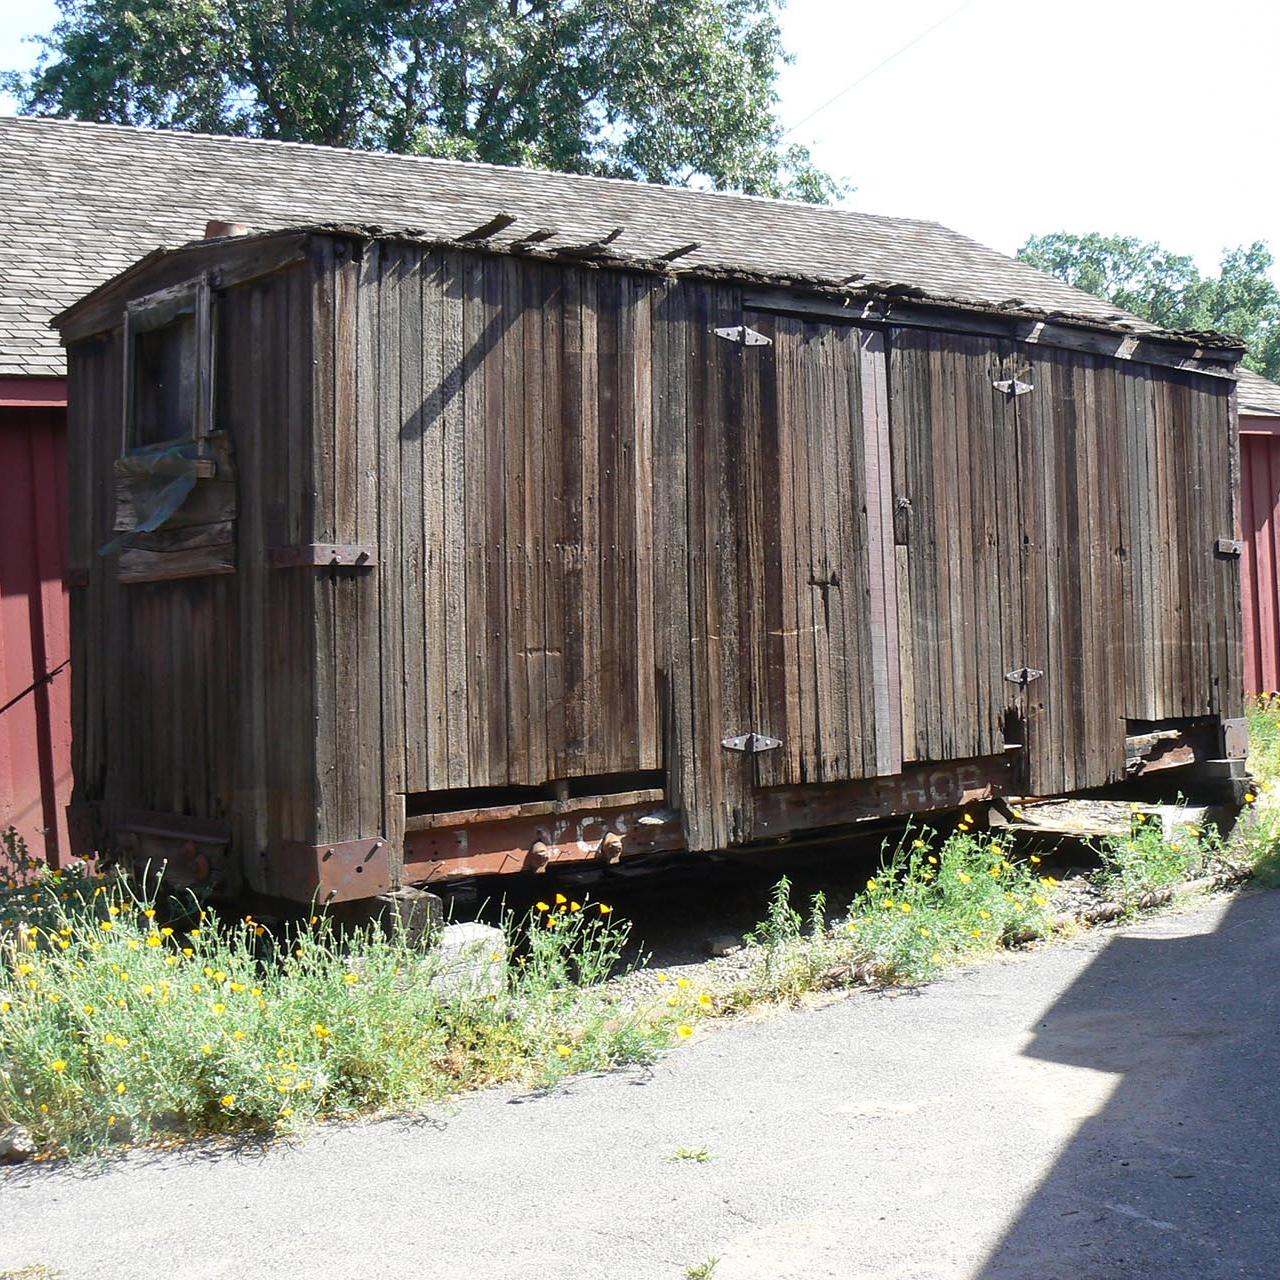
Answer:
[{"left": 0, "top": 876, "right": 701, "bottom": 1155}]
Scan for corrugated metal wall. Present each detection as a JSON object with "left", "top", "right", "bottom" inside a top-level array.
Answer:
[
  {"left": 1240, "top": 419, "right": 1280, "bottom": 695},
  {"left": 0, "top": 404, "right": 71, "bottom": 864}
]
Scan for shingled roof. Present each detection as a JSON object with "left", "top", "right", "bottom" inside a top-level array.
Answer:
[
  {"left": 1237, "top": 366, "right": 1280, "bottom": 417},
  {"left": 0, "top": 114, "right": 1238, "bottom": 378}
]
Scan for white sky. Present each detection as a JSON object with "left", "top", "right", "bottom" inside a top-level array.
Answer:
[{"left": 2, "top": 0, "right": 1278, "bottom": 279}]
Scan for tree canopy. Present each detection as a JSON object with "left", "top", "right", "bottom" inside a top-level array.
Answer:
[
  {"left": 1018, "top": 231, "right": 1280, "bottom": 379},
  {"left": 3, "top": 0, "right": 842, "bottom": 202}
]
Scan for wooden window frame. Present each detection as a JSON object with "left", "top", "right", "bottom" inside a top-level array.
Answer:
[{"left": 121, "top": 274, "right": 215, "bottom": 454}]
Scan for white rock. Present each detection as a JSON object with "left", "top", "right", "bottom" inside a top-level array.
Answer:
[
  {"left": 429, "top": 923, "right": 508, "bottom": 1000},
  {"left": 0, "top": 1124, "right": 36, "bottom": 1162}
]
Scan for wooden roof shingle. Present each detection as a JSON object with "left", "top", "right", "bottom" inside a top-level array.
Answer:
[{"left": 0, "top": 114, "right": 1241, "bottom": 378}]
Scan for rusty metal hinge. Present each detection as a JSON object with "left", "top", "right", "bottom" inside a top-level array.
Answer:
[
  {"left": 722, "top": 732, "right": 782, "bottom": 753},
  {"left": 1215, "top": 537, "right": 1243, "bottom": 558},
  {"left": 1005, "top": 667, "right": 1044, "bottom": 686},
  {"left": 993, "top": 378, "right": 1034, "bottom": 396},
  {"left": 714, "top": 325, "right": 772, "bottom": 347}
]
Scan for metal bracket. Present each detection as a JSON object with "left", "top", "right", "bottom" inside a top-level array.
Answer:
[
  {"left": 714, "top": 325, "right": 772, "bottom": 347},
  {"left": 1220, "top": 716, "right": 1248, "bottom": 760},
  {"left": 722, "top": 732, "right": 783, "bottom": 753},
  {"left": 1214, "top": 537, "right": 1243, "bottom": 558},
  {"left": 269, "top": 543, "right": 377, "bottom": 568},
  {"left": 1005, "top": 667, "right": 1044, "bottom": 686},
  {"left": 993, "top": 378, "right": 1034, "bottom": 396},
  {"left": 275, "top": 835, "right": 393, "bottom": 903}
]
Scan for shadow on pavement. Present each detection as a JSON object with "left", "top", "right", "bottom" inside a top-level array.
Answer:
[{"left": 978, "top": 888, "right": 1280, "bottom": 1280}]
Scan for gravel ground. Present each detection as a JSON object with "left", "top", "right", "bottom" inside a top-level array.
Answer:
[{"left": 3, "top": 886, "right": 1278, "bottom": 1280}]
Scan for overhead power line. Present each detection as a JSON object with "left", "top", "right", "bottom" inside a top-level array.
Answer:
[{"left": 783, "top": 0, "right": 980, "bottom": 137}]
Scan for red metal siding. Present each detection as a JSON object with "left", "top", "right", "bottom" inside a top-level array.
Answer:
[
  {"left": 0, "top": 404, "right": 72, "bottom": 864},
  {"left": 1240, "top": 419, "right": 1280, "bottom": 695}
]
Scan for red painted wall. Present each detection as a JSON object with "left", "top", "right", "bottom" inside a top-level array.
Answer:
[
  {"left": 0, "top": 395, "right": 71, "bottom": 865},
  {"left": 1240, "top": 418, "right": 1280, "bottom": 696}
]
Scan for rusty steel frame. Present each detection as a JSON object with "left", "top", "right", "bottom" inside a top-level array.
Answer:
[{"left": 67, "top": 722, "right": 1236, "bottom": 900}]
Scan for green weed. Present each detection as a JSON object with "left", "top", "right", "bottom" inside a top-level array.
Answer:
[
  {"left": 0, "top": 880, "right": 698, "bottom": 1156},
  {"left": 669, "top": 1145, "right": 713, "bottom": 1163}
]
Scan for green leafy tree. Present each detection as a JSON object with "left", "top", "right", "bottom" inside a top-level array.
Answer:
[
  {"left": 3, "top": 0, "right": 843, "bottom": 202},
  {"left": 1019, "top": 232, "right": 1280, "bottom": 378}
]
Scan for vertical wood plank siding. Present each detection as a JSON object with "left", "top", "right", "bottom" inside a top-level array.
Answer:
[
  {"left": 889, "top": 330, "right": 1238, "bottom": 795},
  {"left": 66, "top": 263, "right": 319, "bottom": 888},
  {"left": 0, "top": 406, "right": 72, "bottom": 862},
  {"left": 359, "top": 245, "right": 660, "bottom": 829},
  {"left": 65, "top": 233, "right": 1245, "bottom": 879},
  {"left": 1240, "top": 425, "right": 1280, "bottom": 694}
]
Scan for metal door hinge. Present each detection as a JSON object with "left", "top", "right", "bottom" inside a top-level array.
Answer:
[
  {"left": 714, "top": 325, "right": 772, "bottom": 347},
  {"left": 1215, "top": 537, "right": 1243, "bottom": 557},
  {"left": 722, "top": 732, "right": 782, "bottom": 753},
  {"left": 1005, "top": 667, "right": 1044, "bottom": 686},
  {"left": 993, "top": 378, "right": 1034, "bottom": 396}
]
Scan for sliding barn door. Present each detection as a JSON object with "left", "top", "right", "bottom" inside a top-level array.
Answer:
[
  {"left": 663, "top": 295, "right": 902, "bottom": 851},
  {"left": 741, "top": 311, "right": 902, "bottom": 791}
]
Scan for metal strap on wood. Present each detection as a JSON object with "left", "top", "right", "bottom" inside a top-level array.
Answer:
[{"left": 714, "top": 325, "right": 772, "bottom": 346}]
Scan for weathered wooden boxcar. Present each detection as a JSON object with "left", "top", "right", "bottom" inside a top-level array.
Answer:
[{"left": 55, "top": 216, "right": 1248, "bottom": 905}]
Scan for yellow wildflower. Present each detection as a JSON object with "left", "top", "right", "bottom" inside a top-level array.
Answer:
[
  {"left": 958, "top": 872, "right": 971, "bottom": 884},
  {"left": 115, "top": 1082, "right": 126, "bottom": 1095},
  {"left": 676, "top": 977, "right": 690, "bottom": 989},
  {"left": 900, "top": 903, "right": 912, "bottom": 914},
  {"left": 146, "top": 934, "right": 162, "bottom": 948},
  {"left": 555, "top": 893, "right": 567, "bottom": 905},
  {"left": 99, "top": 921, "right": 113, "bottom": 932},
  {"left": 598, "top": 904, "right": 613, "bottom": 915},
  {"left": 50, "top": 1059, "right": 67, "bottom": 1072},
  {"left": 221, "top": 1094, "right": 236, "bottom": 1108},
  {"left": 556, "top": 1044, "right": 572, "bottom": 1058},
  {"left": 535, "top": 901, "right": 550, "bottom": 912},
  {"left": 212, "top": 1002, "right": 227, "bottom": 1015},
  {"left": 676, "top": 1025, "right": 694, "bottom": 1039},
  {"left": 343, "top": 974, "right": 359, "bottom": 985},
  {"left": 144, "top": 908, "right": 156, "bottom": 919},
  {"left": 912, "top": 839, "right": 926, "bottom": 850},
  {"left": 698, "top": 993, "right": 713, "bottom": 1007},
  {"left": 313, "top": 1023, "right": 331, "bottom": 1039}
]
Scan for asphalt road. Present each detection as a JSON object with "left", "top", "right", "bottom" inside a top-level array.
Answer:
[{"left": 3, "top": 888, "right": 1278, "bottom": 1280}]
